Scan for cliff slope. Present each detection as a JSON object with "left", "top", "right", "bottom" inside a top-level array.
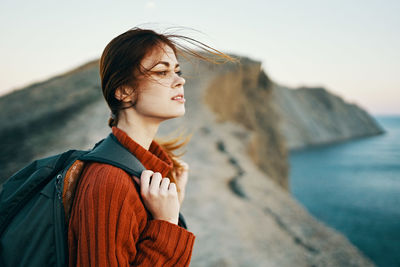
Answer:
[{"left": 272, "top": 83, "right": 384, "bottom": 150}]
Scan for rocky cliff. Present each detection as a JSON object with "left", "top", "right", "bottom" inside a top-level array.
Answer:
[
  {"left": 272, "top": 83, "right": 384, "bottom": 150},
  {"left": 0, "top": 54, "right": 379, "bottom": 266}
]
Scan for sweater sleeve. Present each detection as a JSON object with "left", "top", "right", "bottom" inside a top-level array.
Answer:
[{"left": 68, "top": 164, "right": 196, "bottom": 267}]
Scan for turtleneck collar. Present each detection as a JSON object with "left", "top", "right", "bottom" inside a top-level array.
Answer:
[{"left": 111, "top": 126, "right": 173, "bottom": 177}]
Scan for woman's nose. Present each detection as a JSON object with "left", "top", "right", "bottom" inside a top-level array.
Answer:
[{"left": 174, "top": 75, "right": 185, "bottom": 88}]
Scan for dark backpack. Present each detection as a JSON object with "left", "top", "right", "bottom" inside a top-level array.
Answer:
[{"left": 0, "top": 133, "right": 187, "bottom": 267}]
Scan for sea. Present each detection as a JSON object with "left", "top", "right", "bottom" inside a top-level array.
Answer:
[{"left": 289, "top": 115, "right": 400, "bottom": 267}]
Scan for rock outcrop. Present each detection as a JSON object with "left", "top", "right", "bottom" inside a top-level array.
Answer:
[
  {"left": 0, "top": 54, "right": 378, "bottom": 266},
  {"left": 203, "top": 57, "right": 289, "bottom": 189},
  {"left": 272, "top": 83, "right": 384, "bottom": 150}
]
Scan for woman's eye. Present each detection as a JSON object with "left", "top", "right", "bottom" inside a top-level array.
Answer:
[
  {"left": 155, "top": 70, "right": 182, "bottom": 76},
  {"left": 157, "top": 71, "right": 168, "bottom": 76}
]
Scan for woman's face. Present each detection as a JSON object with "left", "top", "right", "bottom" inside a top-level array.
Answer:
[{"left": 133, "top": 44, "right": 186, "bottom": 121}]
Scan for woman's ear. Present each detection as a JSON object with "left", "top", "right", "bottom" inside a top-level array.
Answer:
[{"left": 115, "top": 86, "right": 135, "bottom": 102}]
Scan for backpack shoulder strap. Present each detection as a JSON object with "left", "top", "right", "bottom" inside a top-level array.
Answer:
[
  {"left": 79, "top": 133, "right": 189, "bottom": 230},
  {"left": 79, "top": 133, "right": 145, "bottom": 178}
]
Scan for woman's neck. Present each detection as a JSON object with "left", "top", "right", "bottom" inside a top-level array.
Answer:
[{"left": 116, "top": 110, "right": 161, "bottom": 151}]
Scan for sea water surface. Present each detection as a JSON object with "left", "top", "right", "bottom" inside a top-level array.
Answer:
[{"left": 289, "top": 116, "right": 400, "bottom": 267}]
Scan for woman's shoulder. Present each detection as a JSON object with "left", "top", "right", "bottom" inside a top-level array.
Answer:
[
  {"left": 82, "top": 161, "right": 138, "bottom": 188},
  {"left": 69, "top": 162, "right": 149, "bottom": 244},
  {"left": 78, "top": 162, "right": 144, "bottom": 211}
]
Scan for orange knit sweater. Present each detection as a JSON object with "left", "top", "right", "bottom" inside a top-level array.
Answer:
[{"left": 68, "top": 126, "right": 196, "bottom": 266}]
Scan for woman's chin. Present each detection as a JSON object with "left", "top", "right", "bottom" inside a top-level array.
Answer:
[
  {"left": 175, "top": 110, "right": 186, "bottom": 118},
  {"left": 159, "top": 110, "right": 185, "bottom": 121},
  {"left": 172, "top": 109, "right": 186, "bottom": 119}
]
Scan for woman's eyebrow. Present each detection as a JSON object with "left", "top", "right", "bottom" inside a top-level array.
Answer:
[{"left": 153, "top": 61, "right": 180, "bottom": 68}]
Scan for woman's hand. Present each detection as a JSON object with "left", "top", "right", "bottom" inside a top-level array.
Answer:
[
  {"left": 173, "top": 158, "right": 189, "bottom": 206},
  {"left": 133, "top": 170, "right": 180, "bottom": 225}
]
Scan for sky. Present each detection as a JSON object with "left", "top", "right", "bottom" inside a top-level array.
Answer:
[{"left": 0, "top": 0, "right": 399, "bottom": 115}]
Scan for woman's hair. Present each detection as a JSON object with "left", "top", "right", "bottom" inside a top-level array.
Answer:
[{"left": 99, "top": 26, "right": 237, "bottom": 186}]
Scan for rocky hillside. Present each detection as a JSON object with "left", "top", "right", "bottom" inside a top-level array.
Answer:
[
  {"left": 272, "top": 83, "right": 384, "bottom": 150},
  {"left": 0, "top": 54, "right": 379, "bottom": 266}
]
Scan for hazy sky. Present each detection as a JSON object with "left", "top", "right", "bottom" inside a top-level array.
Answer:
[{"left": 1, "top": 0, "right": 399, "bottom": 115}]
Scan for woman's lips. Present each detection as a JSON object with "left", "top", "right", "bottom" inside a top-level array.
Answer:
[
  {"left": 172, "top": 97, "right": 185, "bottom": 103},
  {"left": 171, "top": 94, "right": 185, "bottom": 103}
]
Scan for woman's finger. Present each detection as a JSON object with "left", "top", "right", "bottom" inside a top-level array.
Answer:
[
  {"left": 160, "top": 177, "right": 170, "bottom": 193},
  {"left": 140, "top": 170, "right": 153, "bottom": 194},
  {"left": 149, "top": 172, "right": 162, "bottom": 193},
  {"left": 168, "top": 182, "right": 177, "bottom": 194}
]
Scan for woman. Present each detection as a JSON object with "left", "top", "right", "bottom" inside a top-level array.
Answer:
[{"left": 67, "top": 27, "right": 235, "bottom": 266}]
